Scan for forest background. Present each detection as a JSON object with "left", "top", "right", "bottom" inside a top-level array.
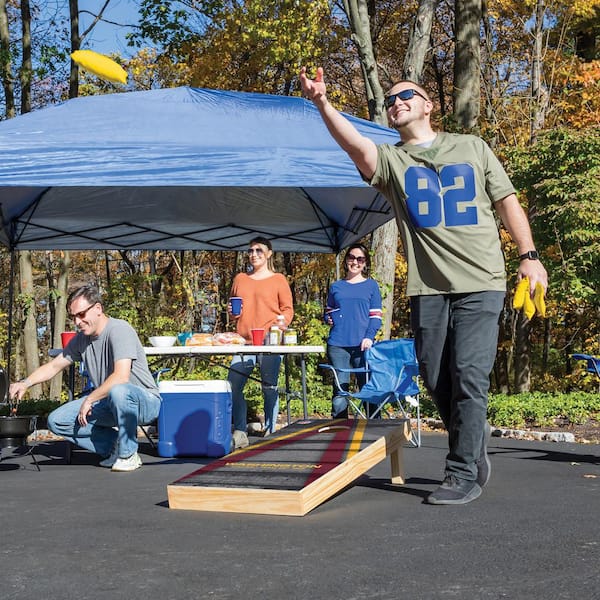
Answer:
[{"left": 0, "top": 0, "right": 599, "bottom": 427}]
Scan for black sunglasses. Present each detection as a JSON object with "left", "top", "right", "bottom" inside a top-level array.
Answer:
[
  {"left": 69, "top": 303, "right": 97, "bottom": 321},
  {"left": 346, "top": 254, "right": 366, "bottom": 264},
  {"left": 384, "top": 89, "right": 429, "bottom": 109}
]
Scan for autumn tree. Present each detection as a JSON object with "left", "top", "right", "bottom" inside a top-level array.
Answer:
[{"left": 506, "top": 127, "right": 600, "bottom": 374}]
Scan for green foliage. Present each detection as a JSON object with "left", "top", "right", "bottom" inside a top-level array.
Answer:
[
  {"left": 506, "top": 128, "right": 600, "bottom": 307},
  {"left": 0, "top": 398, "right": 61, "bottom": 417},
  {"left": 488, "top": 392, "right": 600, "bottom": 428},
  {"left": 104, "top": 272, "right": 179, "bottom": 345}
]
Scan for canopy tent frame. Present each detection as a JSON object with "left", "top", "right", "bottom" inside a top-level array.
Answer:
[{"left": 0, "top": 86, "right": 401, "bottom": 380}]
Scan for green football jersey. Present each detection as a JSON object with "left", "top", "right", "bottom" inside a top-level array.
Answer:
[{"left": 369, "top": 132, "right": 515, "bottom": 296}]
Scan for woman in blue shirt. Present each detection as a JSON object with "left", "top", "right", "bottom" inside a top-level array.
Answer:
[{"left": 325, "top": 243, "right": 383, "bottom": 418}]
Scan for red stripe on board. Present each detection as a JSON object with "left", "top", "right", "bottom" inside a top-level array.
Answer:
[
  {"left": 172, "top": 421, "right": 348, "bottom": 485},
  {"left": 303, "top": 425, "right": 354, "bottom": 487}
]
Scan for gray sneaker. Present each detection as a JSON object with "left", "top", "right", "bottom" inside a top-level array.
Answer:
[
  {"left": 232, "top": 429, "right": 249, "bottom": 449},
  {"left": 111, "top": 453, "right": 142, "bottom": 472},
  {"left": 476, "top": 422, "right": 492, "bottom": 487},
  {"left": 99, "top": 442, "right": 119, "bottom": 468},
  {"left": 427, "top": 475, "right": 482, "bottom": 505}
]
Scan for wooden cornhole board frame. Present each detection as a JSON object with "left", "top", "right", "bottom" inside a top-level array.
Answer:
[{"left": 167, "top": 418, "right": 411, "bottom": 516}]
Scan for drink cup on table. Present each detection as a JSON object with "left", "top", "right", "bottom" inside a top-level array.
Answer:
[
  {"left": 230, "top": 297, "right": 243, "bottom": 316},
  {"left": 251, "top": 328, "right": 265, "bottom": 346},
  {"left": 61, "top": 331, "right": 77, "bottom": 348}
]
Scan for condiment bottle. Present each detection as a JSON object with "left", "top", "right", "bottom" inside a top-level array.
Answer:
[
  {"left": 269, "top": 315, "right": 286, "bottom": 345},
  {"left": 269, "top": 324, "right": 281, "bottom": 345},
  {"left": 283, "top": 327, "right": 297, "bottom": 345}
]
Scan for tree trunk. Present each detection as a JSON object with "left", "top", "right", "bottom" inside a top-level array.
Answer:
[
  {"left": 453, "top": 0, "right": 481, "bottom": 131},
  {"left": 481, "top": 0, "right": 498, "bottom": 148},
  {"left": 19, "top": 251, "right": 42, "bottom": 398},
  {"left": 344, "top": 0, "right": 438, "bottom": 339},
  {"left": 514, "top": 312, "right": 531, "bottom": 392},
  {"left": 342, "top": 0, "right": 396, "bottom": 337},
  {"left": 0, "top": 0, "right": 15, "bottom": 118},
  {"left": 342, "top": 0, "right": 386, "bottom": 123},
  {"left": 69, "top": 0, "right": 80, "bottom": 99},
  {"left": 371, "top": 220, "right": 398, "bottom": 339},
  {"left": 530, "top": 0, "right": 548, "bottom": 143},
  {"left": 494, "top": 304, "right": 511, "bottom": 393},
  {"left": 49, "top": 251, "right": 70, "bottom": 401},
  {"left": 403, "top": 0, "right": 437, "bottom": 84},
  {"left": 20, "top": 0, "right": 31, "bottom": 114}
]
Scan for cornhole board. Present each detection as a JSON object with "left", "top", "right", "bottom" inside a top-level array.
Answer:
[{"left": 167, "top": 418, "right": 411, "bottom": 516}]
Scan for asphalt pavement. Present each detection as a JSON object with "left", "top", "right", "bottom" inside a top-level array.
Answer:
[{"left": 1, "top": 431, "right": 599, "bottom": 600}]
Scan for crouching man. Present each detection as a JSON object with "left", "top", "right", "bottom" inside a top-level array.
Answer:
[{"left": 9, "top": 284, "right": 161, "bottom": 472}]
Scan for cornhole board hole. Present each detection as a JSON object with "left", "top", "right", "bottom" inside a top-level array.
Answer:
[{"left": 167, "top": 418, "right": 411, "bottom": 516}]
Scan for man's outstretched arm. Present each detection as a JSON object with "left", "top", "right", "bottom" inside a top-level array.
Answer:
[{"left": 299, "top": 66, "right": 378, "bottom": 179}]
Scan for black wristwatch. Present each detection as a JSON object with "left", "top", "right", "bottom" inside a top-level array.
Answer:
[{"left": 519, "top": 250, "right": 539, "bottom": 261}]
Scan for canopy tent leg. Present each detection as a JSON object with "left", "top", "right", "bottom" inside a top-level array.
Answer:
[{"left": 6, "top": 249, "right": 15, "bottom": 381}]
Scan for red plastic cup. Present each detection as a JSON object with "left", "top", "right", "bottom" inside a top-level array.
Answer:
[
  {"left": 250, "top": 328, "right": 265, "bottom": 346},
  {"left": 61, "top": 331, "right": 77, "bottom": 348}
]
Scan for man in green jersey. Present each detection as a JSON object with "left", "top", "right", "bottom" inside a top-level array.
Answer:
[{"left": 300, "top": 67, "right": 548, "bottom": 505}]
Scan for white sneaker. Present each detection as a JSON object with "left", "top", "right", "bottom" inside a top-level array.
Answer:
[
  {"left": 99, "top": 442, "right": 119, "bottom": 468},
  {"left": 111, "top": 453, "right": 142, "bottom": 472},
  {"left": 232, "top": 430, "right": 249, "bottom": 449}
]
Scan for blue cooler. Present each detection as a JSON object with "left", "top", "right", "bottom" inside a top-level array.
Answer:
[{"left": 158, "top": 380, "right": 232, "bottom": 458}]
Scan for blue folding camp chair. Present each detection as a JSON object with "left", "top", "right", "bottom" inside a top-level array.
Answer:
[
  {"left": 572, "top": 354, "right": 600, "bottom": 392},
  {"left": 320, "top": 338, "right": 421, "bottom": 447}
]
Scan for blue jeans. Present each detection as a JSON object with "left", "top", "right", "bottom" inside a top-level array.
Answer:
[
  {"left": 47, "top": 383, "right": 161, "bottom": 459},
  {"left": 227, "top": 353, "right": 281, "bottom": 433},
  {"left": 327, "top": 345, "right": 366, "bottom": 418},
  {"left": 410, "top": 291, "right": 505, "bottom": 480}
]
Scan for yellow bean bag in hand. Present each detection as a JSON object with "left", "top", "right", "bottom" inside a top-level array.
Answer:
[
  {"left": 513, "top": 277, "right": 547, "bottom": 320},
  {"left": 533, "top": 282, "right": 546, "bottom": 318},
  {"left": 512, "top": 278, "right": 529, "bottom": 312},
  {"left": 70, "top": 50, "right": 128, "bottom": 84}
]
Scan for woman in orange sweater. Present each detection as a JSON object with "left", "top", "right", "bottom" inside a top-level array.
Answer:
[{"left": 228, "top": 237, "right": 294, "bottom": 449}]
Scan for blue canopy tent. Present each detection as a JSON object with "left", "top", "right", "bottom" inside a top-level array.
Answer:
[
  {"left": 0, "top": 86, "right": 399, "bottom": 253},
  {"left": 0, "top": 86, "right": 400, "bottom": 376}
]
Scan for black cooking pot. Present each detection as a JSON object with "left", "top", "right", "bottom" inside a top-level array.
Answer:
[
  {"left": 0, "top": 415, "right": 37, "bottom": 448},
  {"left": 0, "top": 365, "right": 37, "bottom": 448}
]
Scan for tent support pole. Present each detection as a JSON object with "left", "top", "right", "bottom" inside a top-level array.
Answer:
[{"left": 7, "top": 249, "right": 16, "bottom": 381}]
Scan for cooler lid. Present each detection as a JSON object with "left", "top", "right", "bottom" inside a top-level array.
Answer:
[{"left": 158, "top": 380, "right": 231, "bottom": 394}]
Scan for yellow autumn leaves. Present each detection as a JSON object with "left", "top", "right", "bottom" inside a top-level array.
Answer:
[{"left": 513, "top": 277, "right": 546, "bottom": 320}]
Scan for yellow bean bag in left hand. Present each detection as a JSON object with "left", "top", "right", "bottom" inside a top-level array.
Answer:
[{"left": 70, "top": 50, "right": 128, "bottom": 84}]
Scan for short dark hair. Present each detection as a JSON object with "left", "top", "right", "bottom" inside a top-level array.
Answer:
[{"left": 67, "top": 285, "right": 103, "bottom": 311}]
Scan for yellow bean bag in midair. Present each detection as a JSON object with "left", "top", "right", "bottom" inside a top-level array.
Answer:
[{"left": 70, "top": 50, "right": 128, "bottom": 84}]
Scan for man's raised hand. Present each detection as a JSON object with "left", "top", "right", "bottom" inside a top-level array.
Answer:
[{"left": 299, "top": 66, "right": 327, "bottom": 103}]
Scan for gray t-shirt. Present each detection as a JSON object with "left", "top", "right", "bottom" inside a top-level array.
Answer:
[{"left": 63, "top": 317, "right": 160, "bottom": 400}]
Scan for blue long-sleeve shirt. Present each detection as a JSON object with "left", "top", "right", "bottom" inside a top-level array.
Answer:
[{"left": 325, "top": 278, "right": 383, "bottom": 347}]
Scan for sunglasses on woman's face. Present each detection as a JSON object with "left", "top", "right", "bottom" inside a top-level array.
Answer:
[
  {"left": 384, "top": 89, "right": 429, "bottom": 109},
  {"left": 346, "top": 254, "right": 366, "bottom": 264},
  {"left": 247, "top": 248, "right": 265, "bottom": 256}
]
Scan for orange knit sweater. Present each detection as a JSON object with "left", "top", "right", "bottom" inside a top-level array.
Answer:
[{"left": 230, "top": 272, "right": 294, "bottom": 343}]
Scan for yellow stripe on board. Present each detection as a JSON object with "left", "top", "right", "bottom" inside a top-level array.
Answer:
[{"left": 345, "top": 418, "right": 367, "bottom": 460}]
